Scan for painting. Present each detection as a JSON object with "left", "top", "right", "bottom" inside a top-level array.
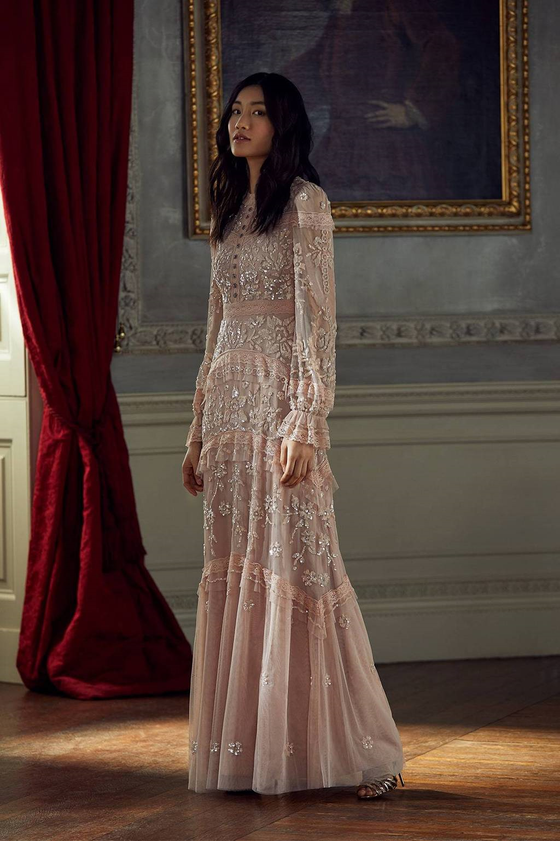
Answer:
[
  {"left": 185, "top": 0, "right": 530, "bottom": 234},
  {"left": 276, "top": 0, "right": 502, "bottom": 204}
]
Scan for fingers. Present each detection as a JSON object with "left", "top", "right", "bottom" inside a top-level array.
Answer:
[
  {"left": 279, "top": 439, "right": 315, "bottom": 487},
  {"left": 280, "top": 455, "right": 311, "bottom": 487},
  {"left": 182, "top": 456, "right": 203, "bottom": 496},
  {"left": 367, "top": 115, "right": 393, "bottom": 126},
  {"left": 280, "top": 438, "right": 287, "bottom": 471}
]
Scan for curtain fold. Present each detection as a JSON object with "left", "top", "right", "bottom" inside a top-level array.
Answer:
[{"left": 0, "top": 0, "right": 192, "bottom": 699}]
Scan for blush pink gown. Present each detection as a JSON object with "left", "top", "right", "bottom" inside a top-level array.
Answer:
[{"left": 186, "top": 176, "right": 405, "bottom": 794}]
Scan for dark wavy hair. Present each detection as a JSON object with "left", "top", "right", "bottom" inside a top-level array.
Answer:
[{"left": 208, "top": 72, "right": 320, "bottom": 247}]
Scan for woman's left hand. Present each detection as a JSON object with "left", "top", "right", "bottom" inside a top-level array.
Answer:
[{"left": 280, "top": 438, "right": 315, "bottom": 487}]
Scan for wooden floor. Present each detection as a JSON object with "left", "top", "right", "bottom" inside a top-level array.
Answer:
[{"left": 0, "top": 655, "right": 559, "bottom": 840}]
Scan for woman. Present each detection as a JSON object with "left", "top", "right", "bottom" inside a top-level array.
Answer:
[{"left": 182, "top": 71, "right": 406, "bottom": 798}]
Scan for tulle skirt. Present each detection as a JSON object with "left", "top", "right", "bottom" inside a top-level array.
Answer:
[{"left": 187, "top": 434, "right": 406, "bottom": 795}]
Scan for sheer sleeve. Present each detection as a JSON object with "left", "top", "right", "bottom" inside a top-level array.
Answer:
[
  {"left": 185, "top": 246, "right": 223, "bottom": 447},
  {"left": 277, "top": 181, "right": 336, "bottom": 450}
]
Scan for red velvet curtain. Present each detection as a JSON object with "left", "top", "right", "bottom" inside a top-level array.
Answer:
[{"left": 0, "top": 1, "right": 192, "bottom": 699}]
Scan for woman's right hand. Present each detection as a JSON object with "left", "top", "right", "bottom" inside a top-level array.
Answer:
[{"left": 183, "top": 443, "right": 203, "bottom": 496}]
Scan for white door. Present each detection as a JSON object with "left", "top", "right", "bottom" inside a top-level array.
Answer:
[{"left": 0, "top": 185, "right": 42, "bottom": 683}]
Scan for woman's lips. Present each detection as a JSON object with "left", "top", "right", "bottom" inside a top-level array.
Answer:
[{"left": 234, "top": 137, "right": 250, "bottom": 142}]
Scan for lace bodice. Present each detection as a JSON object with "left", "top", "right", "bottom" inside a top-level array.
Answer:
[{"left": 186, "top": 176, "right": 336, "bottom": 451}]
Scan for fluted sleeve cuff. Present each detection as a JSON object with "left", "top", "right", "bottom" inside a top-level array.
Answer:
[
  {"left": 185, "top": 387, "right": 205, "bottom": 447},
  {"left": 277, "top": 409, "right": 331, "bottom": 449},
  {"left": 185, "top": 414, "right": 203, "bottom": 447}
]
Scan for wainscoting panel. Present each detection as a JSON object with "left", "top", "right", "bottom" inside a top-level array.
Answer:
[{"left": 118, "top": 382, "right": 560, "bottom": 663}]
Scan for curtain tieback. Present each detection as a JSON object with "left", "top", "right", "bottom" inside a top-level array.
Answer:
[
  {"left": 45, "top": 404, "right": 108, "bottom": 451},
  {"left": 44, "top": 401, "right": 123, "bottom": 573}
]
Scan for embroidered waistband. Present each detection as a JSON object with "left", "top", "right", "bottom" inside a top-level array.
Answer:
[{"left": 223, "top": 298, "right": 295, "bottom": 318}]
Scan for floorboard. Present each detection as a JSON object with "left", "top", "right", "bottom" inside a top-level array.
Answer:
[{"left": 0, "top": 656, "right": 558, "bottom": 841}]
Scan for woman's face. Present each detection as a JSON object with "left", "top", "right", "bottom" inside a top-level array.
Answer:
[{"left": 228, "top": 85, "right": 274, "bottom": 159}]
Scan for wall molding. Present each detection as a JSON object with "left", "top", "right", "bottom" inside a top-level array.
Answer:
[
  {"left": 119, "top": 380, "right": 560, "bottom": 661},
  {"left": 164, "top": 575, "right": 560, "bottom": 617},
  {"left": 117, "top": 379, "right": 560, "bottom": 416}
]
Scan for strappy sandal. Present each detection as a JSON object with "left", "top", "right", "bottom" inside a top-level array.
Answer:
[{"left": 356, "top": 772, "right": 405, "bottom": 799}]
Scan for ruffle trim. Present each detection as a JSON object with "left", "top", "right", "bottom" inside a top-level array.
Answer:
[
  {"left": 277, "top": 409, "right": 331, "bottom": 449},
  {"left": 208, "top": 348, "right": 290, "bottom": 388},
  {"left": 196, "top": 428, "right": 338, "bottom": 493},
  {"left": 199, "top": 553, "right": 356, "bottom": 639}
]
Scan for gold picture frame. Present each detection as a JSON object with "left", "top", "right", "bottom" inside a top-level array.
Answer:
[{"left": 184, "top": 0, "right": 530, "bottom": 237}]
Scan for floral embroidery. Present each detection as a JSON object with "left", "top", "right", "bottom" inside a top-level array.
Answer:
[
  {"left": 204, "top": 462, "right": 251, "bottom": 558},
  {"left": 239, "top": 266, "right": 259, "bottom": 297},
  {"left": 227, "top": 741, "right": 243, "bottom": 755},
  {"left": 285, "top": 742, "right": 295, "bottom": 755},
  {"left": 282, "top": 496, "right": 317, "bottom": 570},
  {"left": 261, "top": 672, "right": 270, "bottom": 685},
  {"left": 213, "top": 315, "right": 294, "bottom": 368},
  {"left": 307, "top": 229, "right": 335, "bottom": 296},
  {"left": 316, "top": 533, "right": 338, "bottom": 570},
  {"left": 263, "top": 487, "right": 281, "bottom": 524},
  {"left": 191, "top": 739, "right": 198, "bottom": 753},
  {"left": 211, "top": 463, "right": 228, "bottom": 488},
  {"left": 210, "top": 741, "right": 220, "bottom": 752},
  {"left": 324, "top": 674, "right": 332, "bottom": 686},
  {"left": 242, "top": 599, "right": 255, "bottom": 611},
  {"left": 337, "top": 614, "right": 350, "bottom": 629},
  {"left": 203, "top": 499, "right": 216, "bottom": 549},
  {"left": 318, "top": 499, "right": 335, "bottom": 524},
  {"left": 361, "top": 736, "right": 374, "bottom": 749},
  {"left": 227, "top": 464, "right": 247, "bottom": 542},
  {"left": 302, "top": 569, "right": 329, "bottom": 588}
]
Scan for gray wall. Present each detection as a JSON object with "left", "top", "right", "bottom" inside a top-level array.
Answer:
[{"left": 112, "top": 0, "right": 560, "bottom": 395}]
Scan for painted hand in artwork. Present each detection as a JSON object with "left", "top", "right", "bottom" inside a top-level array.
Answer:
[
  {"left": 365, "top": 99, "right": 427, "bottom": 130},
  {"left": 333, "top": 0, "right": 355, "bottom": 13}
]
